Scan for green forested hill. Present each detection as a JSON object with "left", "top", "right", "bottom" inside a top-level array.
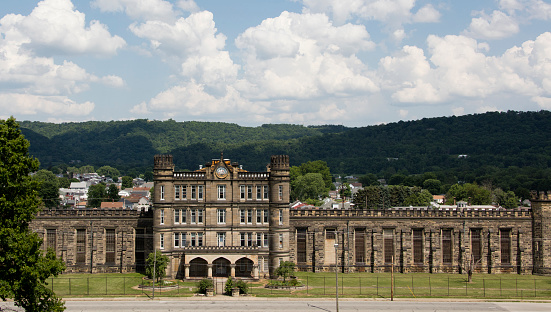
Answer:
[{"left": 19, "top": 111, "right": 551, "bottom": 190}]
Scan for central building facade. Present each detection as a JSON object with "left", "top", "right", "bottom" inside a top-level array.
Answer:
[{"left": 153, "top": 154, "right": 290, "bottom": 279}]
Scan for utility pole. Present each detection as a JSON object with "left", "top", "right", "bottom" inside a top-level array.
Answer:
[
  {"left": 152, "top": 248, "right": 156, "bottom": 299},
  {"left": 90, "top": 221, "right": 93, "bottom": 274},
  {"left": 335, "top": 242, "right": 339, "bottom": 312},
  {"left": 391, "top": 255, "right": 394, "bottom": 301}
]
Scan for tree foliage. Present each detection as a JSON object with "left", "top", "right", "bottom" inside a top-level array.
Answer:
[
  {"left": 145, "top": 250, "right": 169, "bottom": 283},
  {"left": 121, "top": 176, "right": 133, "bottom": 189},
  {"left": 353, "top": 185, "right": 434, "bottom": 209},
  {"left": 107, "top": 184, "right": 120, "bottom": 202},
  {"left": 87, "top": 183, "right": 106, "bottom": 208},
  {"left": 274, "top": 261, "right": 295, "bottom": 282},
  {"left": 291, "top": 173, "right": 327, "bottom": 201},
  {"left": 96, "top": 166, "right": 120, "bottom": 179},
  {"left": 0, "top": 117, "right": 65, "bottom": 311}
]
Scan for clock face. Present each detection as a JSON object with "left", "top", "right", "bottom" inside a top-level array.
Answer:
[{"left": 215, "top": 166, "right": 228, "bottom": 178}]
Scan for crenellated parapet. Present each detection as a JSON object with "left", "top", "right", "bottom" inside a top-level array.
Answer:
[
  {"left": 270, "top": 155, "right": 290, "bottom": 171},
  {"left": 290, "top": 207, "right": 532, "bottom": 219},
  {"left": 531, "top": 190, "right": 551, "bottom": 201},
  {"left": 154, "top": 154, "right": 173, "bottom": 169}
]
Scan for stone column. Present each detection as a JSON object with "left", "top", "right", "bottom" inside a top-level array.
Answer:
[
  {"left": 184, "top": 264, "right": 190, "bottom": 279},
  {"left": 230, "top": 264, "right": 236, "bottom": 277},
  {"left": 207, "top": 264, "right": 213, "bottom": 278},
  {"left": 253, "top": 264, "right": 259, "bottom": 279}
]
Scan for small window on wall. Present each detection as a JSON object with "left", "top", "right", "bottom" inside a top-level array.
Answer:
[
  {"left": 500, "top": 229, "right": 511, "bottom": 264},
  {"left": 160, "top": 209, "right": 165, "bottom": 225},
  {"left": 174, "top": 209, "right": 180, "bottom": 224},
  {"left": 217, "top": 185, "right": 226, "bottom": 200},
  {"left": 175, "top": 185, "right": 180, "bottom": 199},
  {"left": 240, "top": 185, "right": 246, "bottom": 199},
  {"left": 384, "top": 229, "right": 394, "bottom": 264},
  {"left": 278, "top": 185, "right": 283, "bottom": 200},
  {"left": 105, "top": 229, "right": 115, "bottom": 264},
  {"left": 256, "top": 186, "right": 262, "bottom": 200},
  {"left": 160, "top": 185, "right": 165, "bottom": 200},
  {"left": 442, "top": 229, "right": 452, "bottom": 264},
  {"left": 263, "top": 186, "right": 269, "bottom": 199},
  {"left": 160, "top": 233, "right": 164, "bottom": 249},
  {"left": 198, "top": 185, "right": 204, "bottom": 200},
  {"left": 413, "top": 229, "right": 423, "bottom": 264}
]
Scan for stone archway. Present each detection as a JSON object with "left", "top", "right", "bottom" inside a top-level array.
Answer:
[
  {"left": 213, "top": 257, "right": 231, "bottom": 277},
  {"left": 189, "top": 257, "right": 208, "bottom": 278},
  {"left": 235, "top": 258, "right": 254, "bottom": 278}
]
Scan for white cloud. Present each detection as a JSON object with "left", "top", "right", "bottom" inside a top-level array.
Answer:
[
  {"left": 463, "top": 10, "right": 519, "bottom": 40},
  {"left": 177, "top": 0, "right": 200, "bottom": 13},
  {"left": 532, "top": 96, "right": 551, "bottom": 109},
  {"left": 412, "top": 4, "right": 441, "bottom": 23},
  {"left": 1, "top": 0, "right": 125, "bottom": 56},
  {"left": 0, "top": 93, "right": 94, "bottom": 116},
  {"left": 130, "top": 11, "right": 238, "bottom": 89},
  {"left": 378, "top": 32, "right": 551, "bottom": 108},
  {"left": 92, "top": 0, "right": 177, "bottom": 22},
  {"left": 235, "top": 11, "right": 378, "bottom": 100}
]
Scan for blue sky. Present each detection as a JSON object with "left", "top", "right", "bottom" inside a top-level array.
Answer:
[{"left": 1, "top": 0, "right": 550, "bottom": 126}]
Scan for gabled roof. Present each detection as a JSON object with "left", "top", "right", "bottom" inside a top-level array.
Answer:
[{"left": 100, "top": 201, "right": 124, "bottom": 209}]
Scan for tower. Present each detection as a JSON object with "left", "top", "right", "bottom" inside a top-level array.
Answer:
[
  {"left": 268, "top": 155, "right": 291, "bottom": 277},
  {"left": 531, "top": 191, "right": 551, "bottom": 274}
]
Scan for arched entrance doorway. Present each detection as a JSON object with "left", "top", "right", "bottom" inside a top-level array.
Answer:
[
  {"left": 189, "top": 258, "right": 208, "bottom": 278},
  {"left": 235, "top": 258, "right": 254, "bottom": 278},
  {"left": 213, "top": 258, "right": 231, "bottom": 277}
]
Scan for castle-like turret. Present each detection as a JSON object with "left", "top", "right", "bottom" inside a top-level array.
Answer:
[{"left": 531, "top": 190, "right": 551, "bottom": 274}]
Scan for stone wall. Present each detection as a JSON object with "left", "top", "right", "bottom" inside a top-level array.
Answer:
[
  {"left": 290, "top": 207, "right": 533, "bottom": 274},
  {"left": 30, "top": 209, "right": 153, "bottom": 273}
]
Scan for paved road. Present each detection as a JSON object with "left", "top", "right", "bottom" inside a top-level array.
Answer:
[{"left": 2, "top": 299, "right": 551, "bottom": 312}]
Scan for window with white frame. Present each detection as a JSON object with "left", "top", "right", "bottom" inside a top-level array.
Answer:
[
  {"left": 217, "top": 232, "right": 226, "bottom": 247},
  {"left": 191, "top": 185, "right": 196, "bottom": 199},
  {"left": 182, "top": 185, "right": 187, "bottom": 199},
  {"left": 181, "top": 232, "right": 187, "bottom": 247},
  {"left": 278, "top": 185, "right": 283, "bottom": 200},
  {"left": 256, "top": 209, "right": 262, "bottom": 224},
  {"left": 279, "top": 234, "right": 283, "bottom": 249},
  {"left": 175, "top": 185, "right": 180, "bottom": 200},
  {"left": 256, "top": 233, "right": 262, "bottom": 247},
  {"left": 247, "top": 232, "right": 252, "bottom": 246},
  {"left": 247, "top": 185, "right": 253, "bottom": 199},
  {"left": 181, "top": 209, "right": 186, "bottom": 224},
  {"left": 197, "top": 209, "right": 203, "bottom": 223},
  {"left": 247, "top": 209, "right": 252, "bottom": 224},
  {"left": 174, "top": 232, "right": 180, "bottom": 248},
  {"left": 160, "top": 233, "right": 164, "bottom": 249},
  {"left": 263, "top": 209, "right": 269, "bottom": 223},
  {"left": 264, "top": 233, "right": 269, "bottom": 247},
  {"left": 279, "top": 209, "right": 283, "bottom": 225},
  {"left": 160, "top": 209, "right": 164, "bottom": 224},
  {"left": 160, "top": 185, "right": 165, "bottom": 200},
  {"left": 190, "top": 232, "right": 203, "bottom": 247},
  {"left": 217, "top": 209, "right": 226, "bottom": 224},
  {"left": 240, "top": 233, "right": 246, "bottom": 246},
  {"left": 240, "top": 185, "right": 246, "bottom": 199},
  {"left": 191, "top": 209, "right": 196, "bottom": 224},
  {"left": 174, "top": 209, "right": 180, "bottom": 224},
  {"left": 240, "top": 209, "right": 245, "bottom": 224},
  {"left": 264, "top": 186, "right": 269, "bottom": 199},
  {"left": 256, "top": 186, "right": 262, "bottom": 200},
  {"left": 217, "top": 185, "right": 226, "bottom": 200},
  {"left": 198, "top": 185, "right": 204, "bottom": 200},
  {"left": 197, "top": 232, "right": 203, "bottom": 246}
]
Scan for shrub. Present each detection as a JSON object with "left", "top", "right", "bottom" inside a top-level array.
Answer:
[
  {"left": 236, "top": 280, "right": 249, "bottom": 294},
  {"left": 224, "top": 277, "right": 235, "bottom": 295},
  {"left": 196, "top": 278, "right": 213, "bottom": 294}
]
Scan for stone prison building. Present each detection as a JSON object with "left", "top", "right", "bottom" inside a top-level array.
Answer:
[{"left": 30, "top": 155, "right": 551, "bottom": 279}]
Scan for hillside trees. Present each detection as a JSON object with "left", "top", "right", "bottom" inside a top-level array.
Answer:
[
  {"left": 290, "top": 160, "right": 332, "bottom": 202},
  {"left": 0, "top": 117, "right": 65, "bottom": 311},
  {"left": 352, "top": 185, "right": 434, "bottom": 209}
]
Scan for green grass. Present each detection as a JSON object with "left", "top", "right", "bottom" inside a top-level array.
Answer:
[{"left": 48, "top": 272, "right": 551, "bottom": 299}]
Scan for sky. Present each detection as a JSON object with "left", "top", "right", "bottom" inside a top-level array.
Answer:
[{"left": 1, "top": 0, "right": 551, "bottom": 127}]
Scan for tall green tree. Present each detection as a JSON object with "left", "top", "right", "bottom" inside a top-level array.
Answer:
[
  {"left": 121, "top": 176, "right": 133, "bottom": 189},
  {"left": 145, "top": 251, "right": 169, "bottom": 283},
  {"left": 291, "top": 173, "right": 327, "bottom": 201},
  {"left": 32, "top": 170, "right": 60, "bottom": 208},
  {"left": 107, "top": 184, "right": 121, "bottom": 202},
  {"left": 0, "top": 117, "right": 65, "bottom": 311},
  {"left": 96, "top": 166, "right": 120, "bottom": 179},
  {"left": 87, "top": 183, "right": 107, "bottom": 208}
]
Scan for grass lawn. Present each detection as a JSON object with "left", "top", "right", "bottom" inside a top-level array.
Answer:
[{"left": 49, "top": 272, "right": 551, "bottom": 299}]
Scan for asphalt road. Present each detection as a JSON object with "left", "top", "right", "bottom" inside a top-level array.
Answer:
[{"left": 3, "top": 299, "right": 551, "bottom": 312}]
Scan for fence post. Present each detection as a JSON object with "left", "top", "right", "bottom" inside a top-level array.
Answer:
[
  {"left": 359, "top": 277, "right": 362, "bottom": 295},
  {"left": 376, "top": 276, "right": 379, "bottom": 297},
  {"left": 87, "top": 277, "right": 89, "bottom": 295},
  {"left": 324, "top": 276, "right": 326, "bottom": 295},
  {"left": 534, "top": 279, "right": 536, "bottom": 297},
  {"left": 429, "top": 276, "right": 431, "bottom": 297},
  {"left": 516, "top": 277, "right": 518, "bottom": 297},
  {"left": 69, "top": 278, "right": 71, "bottom": 296},
  {"left": 412, "top": 275, "right": 414, "bottom": 294},
  {"left": 447, "top": 276, "right": 449, "bottom": 297},
  {"left": 500, "top": 277, "right": 502, "bottom": 297},
  {"left": 307, "top": 276, "right": 309, "bottom": 295},
  {"left": 51, "top": 277, "right": 53, "bottom": 292},
  {"left": 341, "top": 276, "right": 343, "bottom": 295},
  {"left": 483, "top": 279, "right": 485, "bottom": 297},
  {"left": 124, "top": 277, "right": 126, "bottom": 295},
  {"left": 465, "top": 279, "right": 467, "bottom": 296},
  {"left": 106, "top": 276, "right": 108, "bottom": 295}
]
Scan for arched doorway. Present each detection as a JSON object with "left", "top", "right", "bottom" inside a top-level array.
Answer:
[
  {"left": 213, "top": 258, "right": 231, "bottom": 277},
  {"left": 189, "top": 258, "right": 208, "bottom": 278},
  {"left": 235, "top": 258, "right": 254, "bottom": 278}
]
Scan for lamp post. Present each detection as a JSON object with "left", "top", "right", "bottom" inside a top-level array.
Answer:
[{"left": 334, "top": 242, "right": 339, "bottom": 312}]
